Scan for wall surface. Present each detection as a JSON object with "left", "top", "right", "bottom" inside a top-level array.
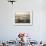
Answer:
[{"left": 0, "top": 0, "right": 46, "bottom": 42}]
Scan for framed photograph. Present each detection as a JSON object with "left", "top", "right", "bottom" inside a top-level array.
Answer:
[{"left": 15, "top": 11, "right": 32, "bottom": 26}]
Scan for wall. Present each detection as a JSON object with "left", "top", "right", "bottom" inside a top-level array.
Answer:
[{"left": 0, "top": 0, "right": 46, "bottom": 42}]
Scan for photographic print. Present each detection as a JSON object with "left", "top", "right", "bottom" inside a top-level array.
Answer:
[{"left": 15, "top": 11, "right": 32, "bottom": 26}]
